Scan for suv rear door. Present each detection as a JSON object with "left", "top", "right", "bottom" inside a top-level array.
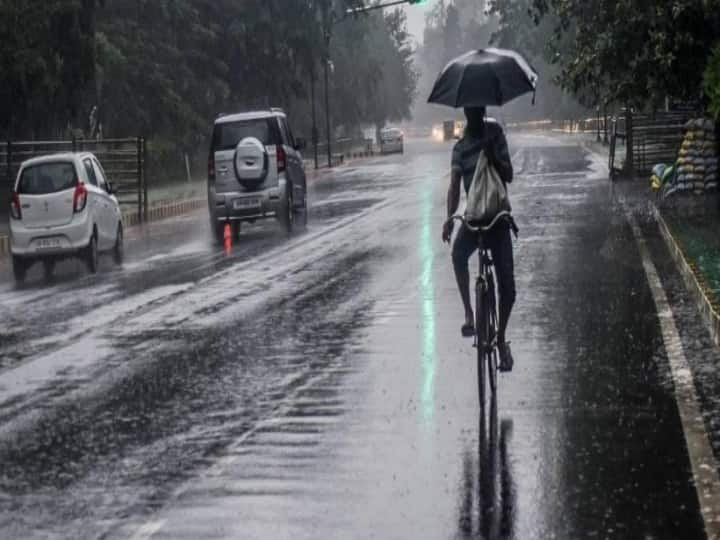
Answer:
[
  {"left": 16, "top": 161, "right": 78, "bottom": 229},
  {"left": 212, "top": 118, "right": 280, "bottom": 194}
]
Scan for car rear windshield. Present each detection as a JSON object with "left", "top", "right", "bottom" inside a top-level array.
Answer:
[
  {"left": 17, "top": 162, "right": 77, "bottom": 194},
  {"left": 212, "top": 118, "right": 281, "bottom": 151}
]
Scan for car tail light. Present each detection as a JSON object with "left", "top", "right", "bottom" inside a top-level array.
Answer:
[
  {"left": 73, "top": 182, "right": 88, "bottom": 213},
  {"left": 208, "top": 153, "right": 215, "bottom": 183},
  {"left": 10, "top": 191, "right": 21, "bottom": 220},
  {"left": 276, "top": 145, "right": 286, "bottom": 173}
]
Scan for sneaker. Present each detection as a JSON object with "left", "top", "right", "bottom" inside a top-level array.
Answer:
[
  {"left": 498, "top": 342, "right": 514, "bottom": 372},
  {"left": 461, "top": 322, "right": 475, "bottom": 338}
]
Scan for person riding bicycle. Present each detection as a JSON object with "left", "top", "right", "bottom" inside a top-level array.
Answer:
[{"left": 441, "top": 106, "right": 516, "bottom": 372}]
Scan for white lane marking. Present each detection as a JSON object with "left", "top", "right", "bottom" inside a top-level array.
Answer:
[
  {"left": 128, "top": 521, "right": 166, "bottom": 540},
  {"left": 626, "top": 207, "right": 720, "bottom": 539}
]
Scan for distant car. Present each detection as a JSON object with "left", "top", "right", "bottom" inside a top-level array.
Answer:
[
  {"left": 207, "top": 108, "right": 308, "bottom": 243},
  {"left": 9, "top": 153, "right": 123, "bottom": 282},
  {"left": 379, "top": 128, "right": 404, "bottom": 154}
]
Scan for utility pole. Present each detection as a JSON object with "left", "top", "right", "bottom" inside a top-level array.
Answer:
[
  {"left": 324, "top": 27, "right": 332, "bottom": 168},
  {"left": 310, "top": 66, "right": 319, "bottom": 169},
  {"left": 321, "top": 1, "right": 333, "bottom": 168},
  {"left": 318, "top": 0, "right": 426, "bottom": 169}
]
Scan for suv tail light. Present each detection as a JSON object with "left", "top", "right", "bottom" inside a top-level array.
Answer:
[
  {"left": 10, "top": 191, "right": 21, "bottom": 220},
  {"left": 73, "top": 182, "right": 88, "bottom": 213},
  {"left": 208, "top": 153, "right": 215, "bottom": 183},
  {"left": 276, "top": 145, "right": 286, "bottom": 173}
]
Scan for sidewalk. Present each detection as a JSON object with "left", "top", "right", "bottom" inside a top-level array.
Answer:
[{"left": 581, "top": 134, "right": 720, "bottom": 345}]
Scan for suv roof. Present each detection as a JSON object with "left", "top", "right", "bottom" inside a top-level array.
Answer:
[{"left": 215, "top": 109, "right": 286, "bottom": 125}]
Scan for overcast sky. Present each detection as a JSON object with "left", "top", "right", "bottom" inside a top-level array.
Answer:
[{"left": 400, "top": 1, "right": 437, "bottom": 45}]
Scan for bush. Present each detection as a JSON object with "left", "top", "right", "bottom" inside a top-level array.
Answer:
[{"left": 704, "top": 43, "right": 720, "bottom": 120}]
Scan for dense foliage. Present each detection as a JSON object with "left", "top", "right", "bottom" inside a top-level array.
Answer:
[
  {"left": 489, "top": 0, "right": 720, "bottom": 111},
  {"left": 704, "top": 43, "right": 720, "bottom": 121},
  {"left": 0, "top": 0, "right": 417, "bottom": 175},
  {"left": 0, "top": 0, "right": 100, "bottom": 139}
]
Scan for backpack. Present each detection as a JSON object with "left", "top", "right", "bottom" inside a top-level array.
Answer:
[{"left": 465, "top": 150, "right": 512, "bottom": 227}]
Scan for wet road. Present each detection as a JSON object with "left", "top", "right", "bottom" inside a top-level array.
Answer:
[{"left": 0, "top": 135, "right": 717, "bottom": 539}]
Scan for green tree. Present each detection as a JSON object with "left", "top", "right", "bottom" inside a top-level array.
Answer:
[
  {"left": 490, "top": 0, "right": 720, "bottom": 110},
  {"left": 0, "top": 0, "right": 100, "bottom": 138},
  {"left": 704, "top": 43, "right": 720, "bottom": 120}
]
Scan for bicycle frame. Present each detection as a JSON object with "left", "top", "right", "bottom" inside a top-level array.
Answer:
[
  {"left": 474, "top": 234, "right": 499, "bottom": 409},
  {"left": 448, "top": 215, "right": 502, "bottom": 409}
]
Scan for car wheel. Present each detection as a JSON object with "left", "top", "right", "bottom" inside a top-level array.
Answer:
[
  {"left": 295, "top": 192, "right": 308, "bottom": 229},
  {"left": 42, "top": 258, "right": 55, "bottom": 280},
  {"left": 113, "top": 223, "right": 124, "bottom": 265},
  {"left": 12, "top": 256, "right": 27, "bottom": 283},
  {"left": 279, "top": 185, "right": 294, "bottom": 235},
  {"left": 85, "top": 231, "right": 99, "bottom": 274}
]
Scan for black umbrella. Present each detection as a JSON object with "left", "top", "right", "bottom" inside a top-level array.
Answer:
[{"left": 428, "top": 48, "right": 538, "bottom": 108}]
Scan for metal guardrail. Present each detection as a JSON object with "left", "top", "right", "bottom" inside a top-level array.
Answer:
[{"left": 0, "top": 137, "right": 148, "bottom": 222}]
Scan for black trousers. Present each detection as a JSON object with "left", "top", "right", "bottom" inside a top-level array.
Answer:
[{"left": 451, "top": 222, "right": 516, "bottom": 341}]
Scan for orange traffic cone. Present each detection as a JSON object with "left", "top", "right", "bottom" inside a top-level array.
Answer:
[{"left": 224, "top": 222, "right": 232, "bottom": 254}]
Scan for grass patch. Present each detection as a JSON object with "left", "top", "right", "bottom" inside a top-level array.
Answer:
[{"left": 665, "top": 215, "right": 720, "bottom": 307}]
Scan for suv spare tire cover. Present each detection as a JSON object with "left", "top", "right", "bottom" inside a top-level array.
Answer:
[{"left": 234, "top": 137, "right": 269, "bottom": 189}]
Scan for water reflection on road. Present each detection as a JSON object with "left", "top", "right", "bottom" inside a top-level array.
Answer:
[{"left": 458, "top": 398, "right": 516, "bottom": 539}]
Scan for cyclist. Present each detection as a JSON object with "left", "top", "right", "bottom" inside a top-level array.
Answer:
[{"left": 441, "top": 106, "right": 516, "bottom": 372}]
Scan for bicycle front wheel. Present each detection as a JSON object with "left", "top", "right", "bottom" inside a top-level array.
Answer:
[
  {"left": 487, "top": 273, "right": 498, "bottom": 395},
  {"left": 475, "top": 279, "right": 487, "bottom": 408}
]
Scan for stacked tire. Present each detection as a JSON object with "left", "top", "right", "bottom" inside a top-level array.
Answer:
[{"left": 675, "top": 118, "right": 718, "bottom": 195}]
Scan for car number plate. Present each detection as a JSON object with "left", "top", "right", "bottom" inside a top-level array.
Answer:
[
  {"left": 233, "top": 198, "right": 261, "bottom": 210},
  {"left": 37, "top": 237, "right": 61, "bottom": 250}
]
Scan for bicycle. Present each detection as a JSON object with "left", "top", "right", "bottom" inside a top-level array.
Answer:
[{"left": 448, "top": 214, "right": 506, "bottom": 408}]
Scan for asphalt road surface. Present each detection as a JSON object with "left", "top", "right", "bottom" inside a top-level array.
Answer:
[{"left": 0, "top": 135, "right": 718, "bottom": 539}]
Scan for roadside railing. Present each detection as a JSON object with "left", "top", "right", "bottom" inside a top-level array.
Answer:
[
  {"left": 609, "top": 110, "right": 694, "bottom": 179},
  {"left": 506, "top": 117, "right": 610, "bottom": 136},
  {"left": 315, "top": 137, "right": 374, "bottom": 163},
  {"left": 0, "top": 137, "right": 148, "bottom": 222}
]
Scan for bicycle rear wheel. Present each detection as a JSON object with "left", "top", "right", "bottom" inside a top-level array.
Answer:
[{"left": 475, "top": 278, "right": 487, "bottom": 408}]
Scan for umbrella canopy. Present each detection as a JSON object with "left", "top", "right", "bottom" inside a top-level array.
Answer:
[{"left": 428, "top": 48, "right": 538, "bottom": 108}]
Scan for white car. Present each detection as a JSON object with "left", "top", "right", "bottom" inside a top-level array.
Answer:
[
  {"left": 379, "top": 127, "right": 404, "bottom": 154},
  {"left": 9, "top": 152, "right": 123, "bottom": 282}
]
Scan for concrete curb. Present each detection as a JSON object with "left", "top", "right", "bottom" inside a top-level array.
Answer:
[
  {"left": 0, "top": 197, "right": 207, "bottom": 259},
  {"left": 652, "top": 205, "right": 720, "bottom": 348},
  {"left": 121, "top": 198, "right": 206, "bottom": 227}
]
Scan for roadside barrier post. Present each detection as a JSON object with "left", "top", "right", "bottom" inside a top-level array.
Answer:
[
  {"left": 6, "top": 141, "right": 11, "bottom": 185},
  {"left": 142, "top": 137, "right": 148, "bottom": 223},
  {"left": 136, "top": 137, "right": 143, "bottom": 223},
  {"left": 624, "top": 108, "right": 634, "bottom": 178}
]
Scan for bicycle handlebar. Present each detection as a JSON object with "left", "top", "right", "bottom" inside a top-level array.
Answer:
[{"left": 446, "top": 211, "right": 513, "bottom": 233}]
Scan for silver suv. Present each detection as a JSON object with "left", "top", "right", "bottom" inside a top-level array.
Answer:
[{"left": 207, "top": 109, "right": 308, "bottom": 242}]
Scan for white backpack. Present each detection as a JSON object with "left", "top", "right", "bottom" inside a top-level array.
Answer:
[{"left": 465, "top": 150, "right": 512, "bottom": 227}]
